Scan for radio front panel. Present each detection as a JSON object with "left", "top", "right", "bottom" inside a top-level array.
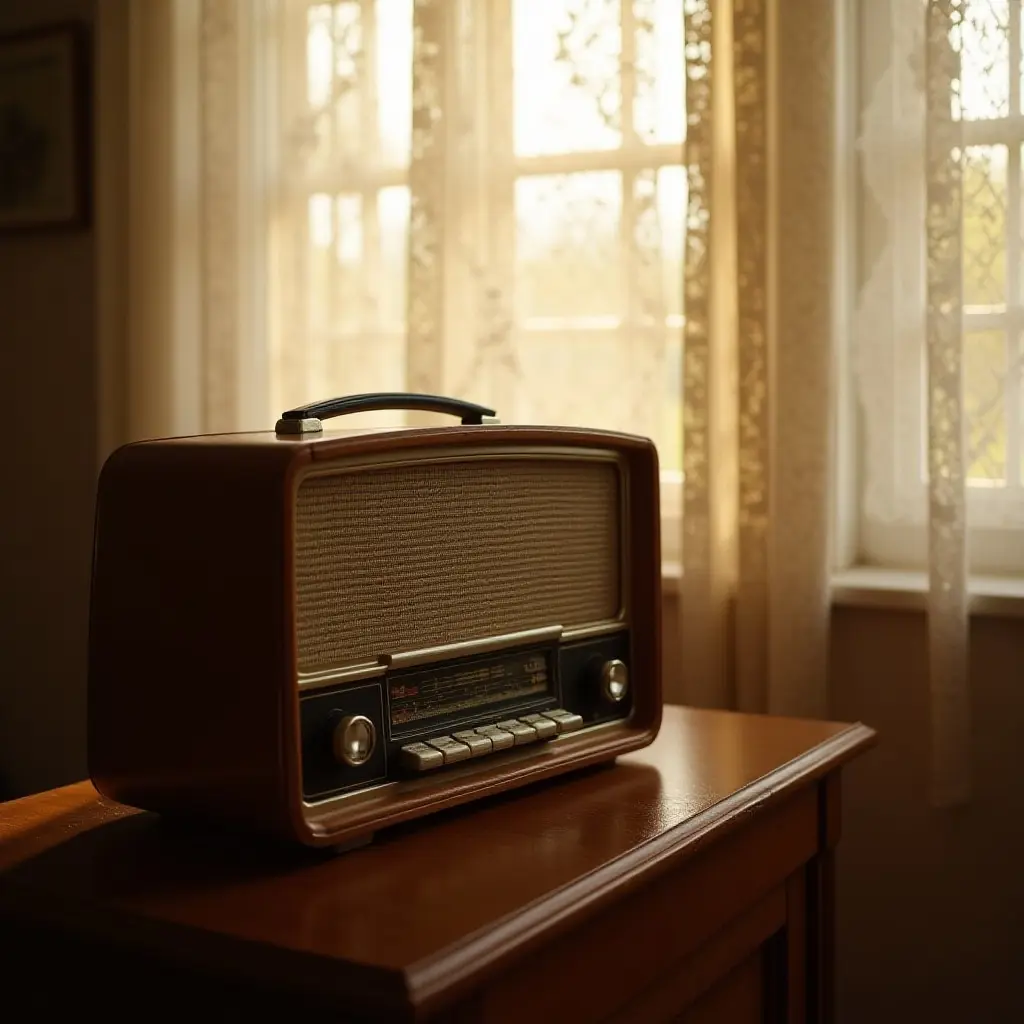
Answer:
[
  {"left": 293, "top": 447, "right": 634, "bottom": 809},
  {"left": 299, "top": 627, "right": 634, "bottom": 804}
]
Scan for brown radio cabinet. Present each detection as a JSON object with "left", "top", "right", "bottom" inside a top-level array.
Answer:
[{"left": 0, "top": 704, "right": 874, "bottom": 1022}]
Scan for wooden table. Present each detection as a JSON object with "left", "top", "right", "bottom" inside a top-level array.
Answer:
[{"left": 0, "top": 706, "right": 874, "bottom": 1022}]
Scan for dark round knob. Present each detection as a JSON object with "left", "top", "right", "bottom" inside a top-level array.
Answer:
[
  {"left": 332, "top": 715, "right": 376, "bottom": 767},
  {"left": 600, "top": 659, "right": 629, "bottom": 703}
]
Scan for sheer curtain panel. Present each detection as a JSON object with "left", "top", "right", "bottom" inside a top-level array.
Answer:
[{"left": 680, "top": 0, "right": 836, "bottom": 718}]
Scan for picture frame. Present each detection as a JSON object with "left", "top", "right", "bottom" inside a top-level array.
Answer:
[{"left": 0, "top": 23, "right": 90, "bottom": 233}]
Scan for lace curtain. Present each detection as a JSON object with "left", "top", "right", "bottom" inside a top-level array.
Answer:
[
  {"left": 924, "top": 1, "right": 971, "bottom": 805},
  {"left": 857, "top": 0, "right": 990, "bottom": 805},
  {"left": 269, "top": 0, "right": 685, "bottom": 465}
]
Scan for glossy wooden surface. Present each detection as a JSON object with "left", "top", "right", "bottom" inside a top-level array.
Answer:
[{"left": 0, "top": 706, "right": 875, "bottom": 1021}]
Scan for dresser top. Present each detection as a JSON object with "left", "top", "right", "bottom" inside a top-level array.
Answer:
[{"left": 0, "top": 705, "right": 873, "bottom": 1016}]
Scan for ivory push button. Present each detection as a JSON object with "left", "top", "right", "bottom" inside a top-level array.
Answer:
[
  {"left": 400, "top": 742, "right": 444, "bottom": 771},
  {"left": 518, "top": 714, "right": 558, "bottom": 740},
  {"left": 452, "top": 730, "right": 493, "bottom": 757},
  {"left": 476, "top": 724, "right": 515, "bottom": 751},
  {"left": 496, "top": 719, "right": 538, "bottom": 746},
  {"left": 425, "top": 736, "right": 472, "bottom": 764},
  {"left": 541, "top": 709, "right": 584, "bottom": 733}
]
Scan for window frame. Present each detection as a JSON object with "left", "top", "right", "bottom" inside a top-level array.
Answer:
[{"left": 848, "top": 0, "right": 1024, "bottom": 576}]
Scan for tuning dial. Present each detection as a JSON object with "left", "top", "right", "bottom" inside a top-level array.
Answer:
[
  {"left": 600, "top": 659, "right": 629, "bottom": 703},
  {"left": 333, "top": 715, "right": 376, "bottom": 767}
]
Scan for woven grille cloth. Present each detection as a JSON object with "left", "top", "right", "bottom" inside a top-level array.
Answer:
[{"left": 294, "top": 458, "right": 621, "bottom": 671}]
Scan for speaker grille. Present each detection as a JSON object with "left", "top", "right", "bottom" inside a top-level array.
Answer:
[{"left": 294, "top": 456, "right": 621, "bottom": 672}]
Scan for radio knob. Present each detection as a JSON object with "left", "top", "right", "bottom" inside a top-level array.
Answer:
[
  {"left": 600, "top": 659, "right": 629, "bottom": 703},
  {"left": 333, "top": 715, "right": 376, "bottom": 767}
]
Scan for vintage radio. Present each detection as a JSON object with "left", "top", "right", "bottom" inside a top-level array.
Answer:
[{"left": 88, "top": 394, "right": 662, "bottom": 847}]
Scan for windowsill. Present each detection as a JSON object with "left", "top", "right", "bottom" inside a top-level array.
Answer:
[
  {"left": 661, "top": 562, "right": 1024, "bottom": 618},
  {"left": 830, "top": 566, "right": 1024, "bottom": 618}
]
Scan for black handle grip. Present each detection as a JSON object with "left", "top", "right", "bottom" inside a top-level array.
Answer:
[{"left": 280, "top": 393, "right": 497, "bottom": 426}]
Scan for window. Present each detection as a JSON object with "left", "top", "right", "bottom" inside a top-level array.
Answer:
[
  {"left": 957, "top": 6, "right": 1023, "bottom": 498},
  {"left": 270, "top": 0, "right": 684, "bottom": 551},
  {"left": 855, "top": 0, "right": 1024, "bottom": 573},
  {"left": 271, "top": 0, "right": 415, "bottom": 429}
]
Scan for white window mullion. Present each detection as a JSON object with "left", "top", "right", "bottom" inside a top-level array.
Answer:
[
  {"left": 963, "top": 310, "right": 1011, "bottom": 332},
  {"left": 620, "top": 0, "right": 638, "bottom": 326},
  {"left": 304, "top": 167, "right": 406, "bottom": 193},
  {"left": 485, "top": 0, "right": 518, "bottom": 416},
  {"left": 275, "top": 0, "right": 313, "bottom": 413},
  {"left": 514, "top": 144, "right": 680, "bottom": 177},
  {"left": 962, "top": 115, "right": 1024, "bottom": 146},
  {"left": 319, "top": 3, "right": 348, "bottom": 396},
  {"left": 1007, "top": 0, "right": 1023, "bottom": 486},
  {"left": 360, "top": 0, "right": 382, "bottom": 343},
  {"left": 1009, "top": 308, "right": 1023, "bottom": 489}
]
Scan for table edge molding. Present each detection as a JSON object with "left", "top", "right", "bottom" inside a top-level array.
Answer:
[{"left": 405, "top": 721, "right": 877, "bottom": 1012}]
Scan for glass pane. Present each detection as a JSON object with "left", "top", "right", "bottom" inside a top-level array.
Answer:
[
  {"left": 377, "top": 185, "right": 410, "bottom": 330},
  {"left": 964, "top": 329, "right": 1007, "bottom": 483},
  {"left": 656, "top": 165, "right": 685, "bottom": 472},
  {"left": 1018, "top": 347, "right": 1024, "bottom": 485},
  {"left": 512, "top": 329, "right": 674, "bottom": 452},
  {"left": 321, "top": 337, "right": 408, "bottom": 419},
  {"left": 963, "top": 145, "right": 1007, "bottom": 310},
  {"left": 656, "top": 165, "right": 685, "bottom": 318},
  {"left": 308, "top": 192, "right": 332, "bottom": 338},
  {"left": 376, "top": 0, "right": 413, "bottom": 164},
  {"left": 634, "top": 0, "right": 685, "bottom": 143},
  {"left": 336, "top": 194, "right": 363, "bottom": 266},
  {"left": 306, "top": 188, "right": 409, "bottom": 335},
  {"left": 303, "top": 187, "right": 406, "bottom": 424},
  {"left": 631, "top": 170, "right": 672, "bottom": 321},
  {"left": 304, "top": 2, "right": 363, "bottom": 177},
  {"left": 303, "top": 1, "right": 412, "bottom": 176},
  {"left": 661, "top": 337, "right": 682, "bottom": 471},
  {"left": 959, "top": 1, "right": 1010, "bottom": 121},
  {"left": 307, "top": 193, "right": 363, "bottom": 334},
  {"left": 513, "top": 0, "right": 621, "bottom": 156},
  {"left": 515, "top": 172, "right": 622, "bottom": 320},
  {"left": 307, "top": 5, "right": 334, "bottom": 108}
]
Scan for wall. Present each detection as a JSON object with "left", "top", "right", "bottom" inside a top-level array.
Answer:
[
  {"left": 832, "top": 607, "right": 1024, "bottom": 1023},
  {"left": 662, "top": 597, "right": 1024, "bottom": 1023},
  {"left": 835, "top": 1, "right": 1024, "bottom": 1015},
  {"left": 0, "top": 0, "right": 97, "bottom": 798}
]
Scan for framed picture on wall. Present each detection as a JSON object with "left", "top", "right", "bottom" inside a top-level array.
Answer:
[{"left": 0, "top": 23, "right": 90, "bottom": 233}]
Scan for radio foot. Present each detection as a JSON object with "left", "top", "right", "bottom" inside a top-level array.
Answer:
[{"left": 330, "top": 833, "right": 375, "bottom": 855}]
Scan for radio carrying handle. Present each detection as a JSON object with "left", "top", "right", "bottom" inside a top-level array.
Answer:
[{"left": 275, "top": 393, "right": 499, "bottom": 435}]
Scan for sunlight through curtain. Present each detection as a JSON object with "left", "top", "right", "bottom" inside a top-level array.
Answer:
[
  {"left": 857, "top": 0, "right": 984, "bottom": 805},
  {"left": 680, "top": 0, "right": 834, "bottom": 718}
]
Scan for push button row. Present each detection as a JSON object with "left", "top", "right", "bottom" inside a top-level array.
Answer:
[{"left": 400, "top": 708, "right": 583, "bottom": 772}]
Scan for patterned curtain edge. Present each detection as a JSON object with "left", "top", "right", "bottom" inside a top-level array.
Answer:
[
  {"left": 407, "top": 0, "right": 447, "bottom": 405},
  {"left": 682, "top": 0, "right": 738, "bottom": 710},
  {"left": 682, "top": 0, "right": 833, "bottom": 719},
  {"left": 924, "top": 0, "right": 971, "bottom": 806},
  {"left": 765, "top": 0, "right": 834, "bottom": 720},
  {"left": 201, "top": 0, "right": 241, "bottom": 433},
  {"left": 733, "top": 0, "right": 769, "bottom": 715}
]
